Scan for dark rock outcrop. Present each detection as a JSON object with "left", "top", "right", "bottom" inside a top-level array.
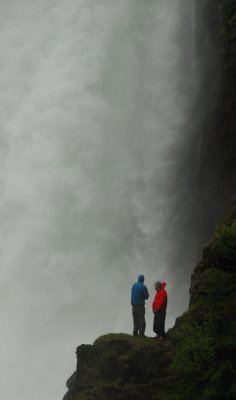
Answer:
[{"left": 63, "top": 334, "right": 174, "bottom": 400}]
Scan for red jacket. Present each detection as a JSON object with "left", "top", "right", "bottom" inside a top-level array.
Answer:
[{"left": 152, "top": 282, "right": 167, "bottom": 312}]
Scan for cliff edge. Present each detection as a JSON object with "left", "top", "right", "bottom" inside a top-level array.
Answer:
[{"left": 63, "top": 210, "right": 236, "bottom": 400}]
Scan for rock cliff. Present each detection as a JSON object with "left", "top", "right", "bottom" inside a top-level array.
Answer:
[
  {"left": 190, "top": 0, "right": 236, "bottom": 236},
  {"left": 63, "top": 209, "right": 236, "bottom": 400}
]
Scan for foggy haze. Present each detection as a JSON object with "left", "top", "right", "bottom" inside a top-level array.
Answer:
[{"left": 0, "top": 1, "right": 198, "bottom": 399}]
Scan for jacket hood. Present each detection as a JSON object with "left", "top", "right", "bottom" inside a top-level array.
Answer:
[{"left": 138, "top": 275, "right": 145, "bottom": 283}]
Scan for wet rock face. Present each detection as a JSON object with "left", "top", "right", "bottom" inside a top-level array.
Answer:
[
  {"left": 198, "top": 0, "right": 236, "bottom": 222},
  {"left": 176, "top": 0, "right": 236, "bottom": 246}
]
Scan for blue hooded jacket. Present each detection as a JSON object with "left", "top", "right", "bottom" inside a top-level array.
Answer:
[{"left": 131, "top": 275, "right": 149, "bottom": 306}]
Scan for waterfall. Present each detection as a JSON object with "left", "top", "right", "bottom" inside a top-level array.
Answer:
[{"left": 0, "top": 1, "right": 198, "bottom": 399}]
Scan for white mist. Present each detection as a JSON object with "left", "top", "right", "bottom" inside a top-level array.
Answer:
[{"left": 0, "top": 1, "right": 198, "bottom": 399}]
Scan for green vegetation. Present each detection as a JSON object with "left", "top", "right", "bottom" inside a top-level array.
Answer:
[
  {"left": 210, "top": 209, "right": 236, "bottom": 266},
  {"left": 165, "top": 209, "right": 236, "bottom": 400},
  {"left": 171, "top": 325, "right": 215, "bottom": 376}
]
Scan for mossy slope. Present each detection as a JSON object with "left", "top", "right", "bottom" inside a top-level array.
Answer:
[{"left": 167, "top": 208, "right": 236, "bottom": 400}]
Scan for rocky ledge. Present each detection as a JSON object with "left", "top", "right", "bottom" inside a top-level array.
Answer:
[
  {"left": 63, "top": 209, "right": 236, "bottom": 400},
  {"left": 64, "top": 334, "right": 173, "bottom": 400}
]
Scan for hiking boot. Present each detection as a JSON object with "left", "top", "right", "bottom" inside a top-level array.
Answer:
[
  {"left": 139, "top": 334, "right": 147, "bottom": 338},
  {"left": 158, "top": 336, "right": 166, "bottom": 341}
]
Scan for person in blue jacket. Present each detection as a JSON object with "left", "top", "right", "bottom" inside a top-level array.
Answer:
[{"left": 131, "top": 275, "right": 149, "bottom": 337}]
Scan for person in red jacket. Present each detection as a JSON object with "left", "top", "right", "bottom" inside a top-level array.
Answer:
[{"left": 152, "top": 281, "right": 167, "bottom": 340}]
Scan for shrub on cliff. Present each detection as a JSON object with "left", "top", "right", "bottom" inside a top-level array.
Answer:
[{"left": 166, "top": 209, "right": 236, "bottom": 400}]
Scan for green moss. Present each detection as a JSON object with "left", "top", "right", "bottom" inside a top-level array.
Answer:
[
  {"left": 171, "top": 325, "right": 215, "bottom": 376},
  {"left": 94, "top": 333, "right": 162, "bottom": 351},
  {"left": 165, "top": 210, "right": 236, "bottom": 400}
]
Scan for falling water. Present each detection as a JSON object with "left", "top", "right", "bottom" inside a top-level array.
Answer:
[{"left": 0, "top": 1, "right": 198, "bottom": 399}]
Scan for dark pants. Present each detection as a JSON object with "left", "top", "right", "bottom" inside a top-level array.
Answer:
[
  {"left": 132, "top": 305, "right": 146, "bottom": 335},
  {"left": 153, "top": 309, "right": 166, "bottom": 338}
]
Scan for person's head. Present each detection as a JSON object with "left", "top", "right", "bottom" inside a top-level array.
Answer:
[
  {"left": 155, "top": 281, "right": 162, "bottom": 291},
  {"left": 138, "top": 274, "right": 145, "bottom": 283}
]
